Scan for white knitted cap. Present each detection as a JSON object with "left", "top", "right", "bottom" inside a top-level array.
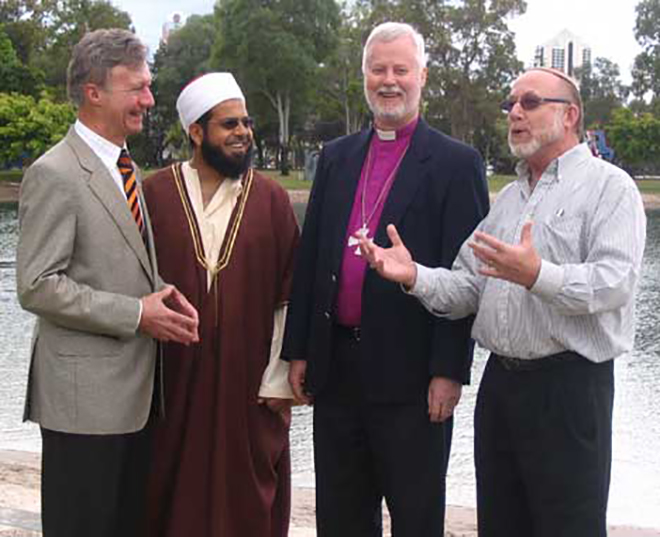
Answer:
[{"left": 176, "top": 72, "right": 245, "bottom": 132}]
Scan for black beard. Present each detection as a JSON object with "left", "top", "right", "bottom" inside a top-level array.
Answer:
[{"left": 201, "top": 138, "right": 253, "bottom": 179}]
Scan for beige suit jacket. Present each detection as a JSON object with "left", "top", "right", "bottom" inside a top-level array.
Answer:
[{"left": 16, "top": 127, "right": 161, "bottom": 434}]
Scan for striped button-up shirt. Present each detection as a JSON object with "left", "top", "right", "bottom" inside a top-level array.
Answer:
[{"left": 411, "top": 143, "right": 647, "bottom": 363}]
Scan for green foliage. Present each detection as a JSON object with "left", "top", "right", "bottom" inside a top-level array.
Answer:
[
  {"left": 312, "top": 3, "right": 370, "bottom": 138},
  {"left": 0, "top": 29, "right": 44, "bottom": 97},
  {"left": 213, "top": 0, "right": 341, "bottom": 173},
  {"left": 0, "top": 93, "right": 75, "bottom": 166},
  {"left": 133, "top": 14, "right": 219, "bottom": 167},
  {"left": 632, "top": 0, "right": 660, "bottom": 99},
  {"left": 353, "top": 0, "right": 525, "bottom": 161},
  {"left": 37, "top": 0, "right": 133, "bottom": 98},
  {"left": 576, "top": 58, "right": 629, "bottom": 128},
  {"left": 1, "top": 0, "right": 133, "bottom": 100},
  {"left": 606, "top": 107, "right": 660, "bottom": 174}
]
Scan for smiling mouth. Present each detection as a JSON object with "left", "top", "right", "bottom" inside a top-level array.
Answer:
[{"left": 227, "top": 141, "right": 249, "bottom": 151}]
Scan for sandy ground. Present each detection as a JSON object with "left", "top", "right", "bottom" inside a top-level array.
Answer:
[
  {"left": 0, "top": 183, "right": 20, "bottom": 204},
  {"left": 0, "top": 450, "right": 658, "bottom": 536}
]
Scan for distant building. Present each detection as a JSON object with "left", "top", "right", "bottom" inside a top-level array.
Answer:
[
  {"left": 532, "top": 29, "right": 591, "bottom": 77},
  {"left": 161, "top": 12, "right": 185, "bottom": 45}
]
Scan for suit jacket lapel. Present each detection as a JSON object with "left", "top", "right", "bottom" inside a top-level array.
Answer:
[
  {"left": 65, "top": 128, "right": 154, "bottom": 283},
  {"left": 375, "top": 119, "right": 431, "bottom": 245},
  {"left": 330, "top": 129, "right": 372, "bottom": 271}
]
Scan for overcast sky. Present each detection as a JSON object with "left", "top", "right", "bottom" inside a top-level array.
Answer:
[{"left": 109, "top": 0, "right": 642, "bottom": 83}]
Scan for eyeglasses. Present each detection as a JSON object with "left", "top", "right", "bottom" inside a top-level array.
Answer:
[
  {"left": 500, "top": 93, "right": 572, "bottom": 113},
  {"left": 209, "top": 116, "right": 255, "bottom": 130}
]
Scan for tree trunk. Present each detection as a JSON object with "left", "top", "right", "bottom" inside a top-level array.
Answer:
[{"left": 276, "top": 91, "right": 291, "bottom": 175}]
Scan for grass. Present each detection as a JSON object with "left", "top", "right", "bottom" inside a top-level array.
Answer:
[
  {"left": 0, "top": 170, "right": 23, "bottom": 183},
  {"left": 636, "top": 179, "right": 660, "bottom": 195},
  {"left": 3, "top": 168, "right": 660, "bottom": 195},
  {"left": 488, "top": 174, "right": 516, "bottom": 192},
  {"left": 258, "top": 169, "right": 313, "bottom": 191}
]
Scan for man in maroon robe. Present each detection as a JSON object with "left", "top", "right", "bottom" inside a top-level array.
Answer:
[{"left": 142, "top": 73, "right": 299, "bottom": 537}]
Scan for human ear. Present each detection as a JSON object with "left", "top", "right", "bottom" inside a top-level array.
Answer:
[{"left": 189, "top": 123, "right": 204, "bottom": 147}]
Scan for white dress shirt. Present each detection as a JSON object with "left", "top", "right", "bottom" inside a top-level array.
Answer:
[
  {"left": 74, "top": 119, "right": 144, "bottom": 329},
  {"left": 74, "top": 120, "right": 126, "bottom": 196},
  {"left": 411, "top": 143, "right": 647, "bottom": 363}
]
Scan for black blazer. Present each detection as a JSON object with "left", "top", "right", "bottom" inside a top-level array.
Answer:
[{"left": 282, "top": 119, "right": 490, "bottom": 403}]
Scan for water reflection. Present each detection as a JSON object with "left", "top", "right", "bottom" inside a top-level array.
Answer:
[{"left": 1, "top": 202, "right": 659, "bottom": 528}]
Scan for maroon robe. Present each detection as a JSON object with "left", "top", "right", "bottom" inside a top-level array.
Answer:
[{"left": 142, "top": 165, "right": 299, "bottom": 537}]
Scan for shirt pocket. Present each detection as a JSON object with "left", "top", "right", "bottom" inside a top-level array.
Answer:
[{"left": 538, "top": 215, "right": 584, "bottom": 263}]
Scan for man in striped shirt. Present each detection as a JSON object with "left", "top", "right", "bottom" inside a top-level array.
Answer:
[{"left": 359, "top": 67, "right": 646, "bottom": 537}]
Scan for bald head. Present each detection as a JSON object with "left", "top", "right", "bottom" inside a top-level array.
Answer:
[{"left": 513, "top": 68, "right": 584, "bottom": 140}]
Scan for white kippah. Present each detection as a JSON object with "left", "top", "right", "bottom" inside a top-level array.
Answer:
[{"left": 176, "top": 72, "right": 245, "bottom": 132}]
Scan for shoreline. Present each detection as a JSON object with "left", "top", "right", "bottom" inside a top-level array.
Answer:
[
  {"left": 0, "top": 450, "right": 658, "bottom": 536},
  {"left": 3, "top": 183, "right": 660, "bottom": 209}
]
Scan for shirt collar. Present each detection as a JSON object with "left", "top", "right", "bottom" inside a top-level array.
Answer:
[
  {"left": 374, "top": 116, "right": 419, "bottom": 142},
  {"left": 74, "top": 119, "right": 126, "bottom": 170},
  {"left": 515, "top": 142, "right": 591, "bottom": 186}
]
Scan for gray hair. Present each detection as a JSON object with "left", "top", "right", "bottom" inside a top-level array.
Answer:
[
  {"left": 67, "top": 29, "right": 148, "bottom": 107},
  {"left": 362, "top": 22, "right": 427, "bottom": 74}
]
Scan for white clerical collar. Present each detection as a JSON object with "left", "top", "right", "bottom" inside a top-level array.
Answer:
[{"left": 375, "top": 128, "right": 396, "bottom": 141}]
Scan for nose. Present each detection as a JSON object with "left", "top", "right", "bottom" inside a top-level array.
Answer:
[
  {"left": 234, "top": 120, "right": 249, "bottom": 136},
  {"left": 141, "top": 87, "right": 155, "bottom": 109},
  {"left": 382, "top": 67, "right": 397, "bottom": 86},
  {"left": 508, "top": 100, "right": 524, "bottom": 120}
]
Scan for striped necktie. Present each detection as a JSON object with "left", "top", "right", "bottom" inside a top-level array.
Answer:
[{"left": 117, "top": 149, "right": 145, "bottom": 238}]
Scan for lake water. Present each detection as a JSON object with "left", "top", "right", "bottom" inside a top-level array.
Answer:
[{"left": 1, "top": 202, "right": 658, "bottom": 529}]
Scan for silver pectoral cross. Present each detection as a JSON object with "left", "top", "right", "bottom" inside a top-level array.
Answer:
[{"left": 348, "top": 225, "right": 369, "bottom": 256}]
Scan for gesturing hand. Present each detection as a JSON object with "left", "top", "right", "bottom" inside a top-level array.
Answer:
[
  {"left": 358, "top": 224, "right": 418, "bottom": 288},
  {"left": 139, "top": 285, "right": 199, "bottom": 345},
  {"left": 468, "top": 222, "right": 541, "bottom": 289}
]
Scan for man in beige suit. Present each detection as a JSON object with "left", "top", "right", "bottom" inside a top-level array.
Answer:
[{"left": 16, "top": 29, "right": 198, "bottom": 537}]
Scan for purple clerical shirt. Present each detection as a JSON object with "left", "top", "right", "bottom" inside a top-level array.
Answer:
[{"left": 335, "top": 117, "right": 418, "bottom": 327}]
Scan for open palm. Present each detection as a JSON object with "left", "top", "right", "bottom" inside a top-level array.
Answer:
[{"left": 358, "top": 224, "right": 417, "bottom": 287}]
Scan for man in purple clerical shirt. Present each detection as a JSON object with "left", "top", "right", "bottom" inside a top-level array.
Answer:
[{"left": 282, "top": 21, "right": 489, "bottom": 537}]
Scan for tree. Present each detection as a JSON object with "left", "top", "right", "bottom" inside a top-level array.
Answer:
[
  {"left": 0, "top": 92, "right": 75, "bottom": 166},
  {"left": 0, "top": 29, "right": 44, "bottom": 97},
  {"left": 575, "top": 57, "right": 629, "bottom": 128},
  {"left": 0, "top": 0, "right": 56, "bottom": 65},
  {"left": 313, "top": 3, "right": 370, "bottom": 137},
  {"left": 35, "top": 0, "right": 133, "bottom": 98},
  {"left": 606, "top": 107, "right": 660, "bottom": 175},
  {"left": 349, "top": 0, "right": 524, "bottom": 164},
  {"left": 213, "top": 0, "right": 341, "bottom": 174},
  {"left": 632, "top": 0, "right": 660, "bottom": 100},
  {"left": 133, "top": 14, "right": 219, "bottom": 167}
]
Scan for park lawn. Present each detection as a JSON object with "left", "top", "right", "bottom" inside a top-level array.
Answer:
[
  {"left": 258, "top": 169, "right": 312, "bottom": 190},
  {"left": 0, "top": 170, "right": 23, "bottom": 183},
  {"left": 3, "top": 169, "right": 660, "bottom": 195}
]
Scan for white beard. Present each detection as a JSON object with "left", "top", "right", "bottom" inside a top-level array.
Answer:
[
  {"left": 365, "top": 84, "right": 419, "bottom": 126},
  {"left": 509, "top": 109, "right": 565, "bottom": 159}
]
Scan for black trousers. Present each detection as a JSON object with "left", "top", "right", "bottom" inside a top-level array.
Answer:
[
  {"left": 41, "top": 422, "right": 152, "bottom": 537},
  {"left": 475, "top": 353, "right": 614, "bottom": 537},
  {"left": 313, "top": 326, "right": 453, "bottom": 537}
]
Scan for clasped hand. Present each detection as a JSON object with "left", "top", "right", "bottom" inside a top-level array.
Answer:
[{"left": 139, "top": 285, "right": 199, "bottom": 345}]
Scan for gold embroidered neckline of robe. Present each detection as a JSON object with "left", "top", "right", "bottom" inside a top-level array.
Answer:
[{"left": 171, "top": 162, "right": 254, "bottom": 285}]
